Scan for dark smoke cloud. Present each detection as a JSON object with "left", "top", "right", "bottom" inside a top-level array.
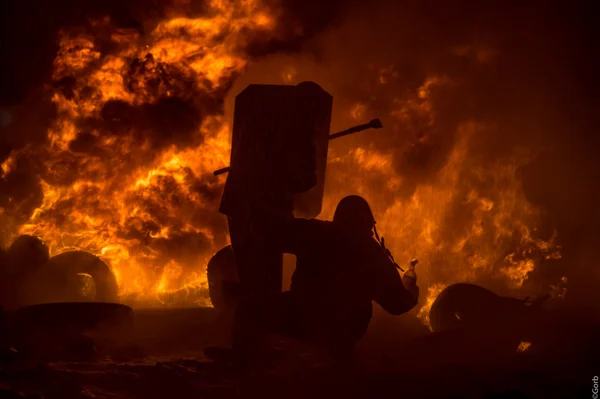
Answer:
[
  {"left": 0, "top": 0, "right": 357, "bottom": 157},
  {"left": 0, "top": 0, "right": 146, "bottom": 108},
  {"left": 1, "top": 0, "right": 598, "bottom": 304},
  {"left": 351, "top": 0, "right": 600, "bottom": 302},
  {"left": 0, "top": 0, "right": 357, "bottom": 252},
  {"left": 228, "top": 0, "right": 599, "bottom": 302}
]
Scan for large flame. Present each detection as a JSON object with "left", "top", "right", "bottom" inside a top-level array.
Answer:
[
  {"left": 9, "top": 0, "right": 282, "bottom": 307},
  {"left": 320, "top": 77, "right": 562, "bottom": 325},
  {"left": 1, "top": 2, "right": 563, "bottom": 315}
]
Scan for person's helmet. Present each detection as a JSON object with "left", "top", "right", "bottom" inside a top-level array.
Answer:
[{"left": 332, "top": 195, "right": 376, "bottom": 233}]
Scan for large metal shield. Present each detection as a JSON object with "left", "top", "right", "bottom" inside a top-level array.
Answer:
[
  {"left": 220, "top": 81, "right": 332, "bottom": 219},
  {"left": 218, "top": 82, "right": 332, "bottom": 297}
]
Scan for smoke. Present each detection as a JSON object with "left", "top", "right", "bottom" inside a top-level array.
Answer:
[
  {"left": 0, "top": 0, "right": 368, "bottom": 305},
  {"left": 1, "top": 0, "right": 598, "bottom": 306},
  {"left": 228, "top": 0, "right": 600, "bottom": 304},
  {"left": 0, "top": 0, "right": 355, "bottom": 155}
]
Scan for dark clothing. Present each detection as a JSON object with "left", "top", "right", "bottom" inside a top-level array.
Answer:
[
  {"left": 281, "top": 219, "right": 417, "bottom": 342},
  {"left": 233, "top": 217, "right": 418, "bottom": 355},
  {"left": 228, "top": 216, "right": 285, "bottom": 297}
]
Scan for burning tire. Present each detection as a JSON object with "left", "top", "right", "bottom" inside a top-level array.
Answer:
[
  {"left": 26, "top": 251, "right": 119, "bottom": 305},
  {"left": 206, "top": 245, "right": 240, "bottom": 312},
  {"left": 429, "top": 283, "right": 546, "bottom": 335},
  {"left": 429, "top": 283, "right": 518, "bottom": 333},
  {"left": 1, "top": 235, "right": 50, "bottom": 309}
]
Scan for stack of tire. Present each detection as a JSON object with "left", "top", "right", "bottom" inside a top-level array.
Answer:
[{"left": 0, "top": 235, "right": 134, "bottom": 361}]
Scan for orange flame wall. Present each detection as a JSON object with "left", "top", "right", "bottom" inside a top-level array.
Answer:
[
  {"left": 0, "top": 0, "right": 566, "bottom": 315},
  {"left": 4, "top": 0, "right": 283, "bottom": 307}
]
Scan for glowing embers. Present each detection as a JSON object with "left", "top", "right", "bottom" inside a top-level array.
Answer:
[
  {"left": 13, "top": 0, "right": 280, "bottom": 308},
  {"left": 517, "top": 341, "right": 532, "bottom": 353},
  {"left": 75, "top": 273, "right": 97, "bottom": 301},
  {"left": 417, "top": 283, "right": 448, "bottom": 329}
]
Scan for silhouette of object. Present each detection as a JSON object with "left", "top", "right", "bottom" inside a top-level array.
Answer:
[
  {"left": 213, "top": 118, "right": 384, "bottom": 176},
  {"left": 332, "top": 195, "right": 376, "bottom": 231},
  {"left": 26, "top": 251, "right": 119, "bottom": 305},
  {"left": 3, "top": 235, "right": 49, "bottom": 277},
  {"left": 229, "top": 195, "right": 419, "bottom": 359},
  {"left": 219, "top": 82, "right": 333, "bottom": 298},
  {"left": 48, "top": 251, "right": 119, "bottom": 303},
  {"left": 0, "top": 305, "right": 7, "bottom": 349},
  {"left": 206, "top": 245, "right": 240, "bottom": 312},
  {"left": 429, "top": 283, "right": 548, "bottom": 333},
  {"left": 0, "top": 235, "right": 50, "bottom": 309}
]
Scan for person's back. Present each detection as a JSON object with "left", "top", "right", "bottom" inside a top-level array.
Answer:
[
  {"left": 281, "top": 196, "right": 419, "bottom": 350},
  {"left": 289, "top": 220, "right": 375, "bottom": 346},
  {"left": 221, "top": 195, "right": 419, "bottom": 361}
]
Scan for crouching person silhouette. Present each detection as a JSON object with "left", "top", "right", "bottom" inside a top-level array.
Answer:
[{"left": 206, "top": 195, "right": 419, "bottom": 363}]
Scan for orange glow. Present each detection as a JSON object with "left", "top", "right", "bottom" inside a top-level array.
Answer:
[
  {"left": 5, "top": 4, "right": 562, "bottom": 315},
  {"left": 324, "top": 77, "right": 561, "bottom": 327},
  {"left": 12, "top": 0, "right": 281, "bottom": 308},
  {"left": 282, "top": 66, "right": 298, "bottom": 84},
  {"left": 517, "top": 341, "right": 532, "bottom": 352},
  {"left": 350, "top": 103, "right": 367, "bottom": 120},
  {"left": 417, "top": 283, "right": 447, "bottom": 327},
  {"left": 1, "top": 155, "right": 16, "bottom": 177}
]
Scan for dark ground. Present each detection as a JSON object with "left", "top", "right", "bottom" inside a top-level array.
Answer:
[{"left": 1, "top": 304, "right": 598, "bottom": 399}]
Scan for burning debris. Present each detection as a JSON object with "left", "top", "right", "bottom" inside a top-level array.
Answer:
[
  {"left": 0, "top": 1, "right": 598, "bottom": 398},
  {"left": 45, "top": 250, "right": 119, "bottom": 302},
  {"left": 517, "top": 341, "right": 532, "bottom": 353},
  {"left": 0, "top": 0, "right": 570, "bottom": 316},
  {"left": 426, "top": 283, "right": 549, "bottom": 334},
  {"left": 0, "top": 235, "right": 119, "bottom": 308},
  {"left": 1, "top": 0, "right": 292, "bottom": 307}
]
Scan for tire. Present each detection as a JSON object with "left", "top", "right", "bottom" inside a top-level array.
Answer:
[
  {"left": 429, "top": 283, "right": 501, "bottom": 333},
  {"left": 206, "top": 245, "right": 239, "bottom": 312},
  {"left": 27, "top": 251, "right": 120, "bottom": 304}
]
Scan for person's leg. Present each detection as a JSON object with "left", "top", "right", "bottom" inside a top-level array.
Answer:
[
  {"left": 231, "top": 292, "right": 297, "bottom": 356},
  {"left": 306, "top": 317, "right": 367, "bottom": 364},
  {"left": 227, "top": 217, "right": 283, "bottom": 298}
]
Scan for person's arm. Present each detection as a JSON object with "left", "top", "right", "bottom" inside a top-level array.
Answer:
[
  {"left": 273, "top": 217, "right": 329, "bottom": 255},
  {"left": 244, "top": 199, "right": 327, "bottom": 255},
  {"left": 372, "top": 248, "right": 419, "bottom": 315}
]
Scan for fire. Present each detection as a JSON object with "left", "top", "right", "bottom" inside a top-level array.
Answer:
[
  {"left": 7, "top": 0, "right": 285, "bottom": 307},
  {"left": 1, "top": 156, "right": 15, "bottom": 177},
  {"left": 550, "top": 276, "right": 568, "bottom": 299},
  {"left": 282, "top": 66, "right": 298, "bottom": 84},
  {"left": 1, "top": 2, "right": 563, "bottom": 313},
  {"left": 324, "top": 76, "right": 562, "bottom": 326},
  {"left": 350, "top": 103, "right": 367, "bottom": 121},
  {"left": 417, "top": 283, "right": 448, "bottom": 327},
  {"left": 517, "top": 341, "right": 532, "bottom": 353}
]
